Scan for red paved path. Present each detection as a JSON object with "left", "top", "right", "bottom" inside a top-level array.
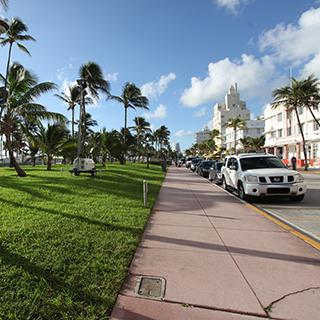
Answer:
[{"left": 111, "top": 167, "right": 320, "bottom": 320}]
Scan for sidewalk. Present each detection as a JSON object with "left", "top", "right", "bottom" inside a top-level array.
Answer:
[{"left": 111, "top": 167, "right": 320, "bottom": 320}]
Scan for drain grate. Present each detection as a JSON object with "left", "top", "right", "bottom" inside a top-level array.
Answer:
[{"left": 135, "top": 276, "right": 166, "bottom": 299}]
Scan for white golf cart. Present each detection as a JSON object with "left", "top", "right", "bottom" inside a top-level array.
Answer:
[{"left": 70, "top": 158, "right": 96, "bottom": 176}]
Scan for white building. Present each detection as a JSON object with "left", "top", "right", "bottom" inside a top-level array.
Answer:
[
  {"left": 212, "top": 84, "right": 251, "bottom": 147},
  {"left": 195, "top": 127, "right": 210, "bottom": 144},
  {"left": 225, "top": 119, "right": 265, "bottom": 151},
  {"left": 174, "top": 142, "right": 181, "bottom": 154},
  {"left": 264, "top": 103, "right": 320, "bottom": 167}
]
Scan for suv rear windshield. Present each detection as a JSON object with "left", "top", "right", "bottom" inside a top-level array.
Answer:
[
  {"left": 240, "top": 157, "right": 286, "bottom": 171},
  {"left": 202, "top": 161, "right": 213, "bottom": 169}
]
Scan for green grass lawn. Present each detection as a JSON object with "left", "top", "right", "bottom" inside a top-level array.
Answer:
[{"left": 0, "top": 163, "right": 164, "bottom": 320}]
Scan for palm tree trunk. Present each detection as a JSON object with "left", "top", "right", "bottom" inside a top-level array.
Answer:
[
  {"left": 4, "top": 43, "right": 13, "bottom": 93},
  {"left": 47, "top": 155, "right": 52, "bottom": 171},
  {"left": 5, "top": 133, "right": 27, "bottom": 177},
  {"left": 307, "top": 106, "right": 320, "bottom": 128},
  {"left": 71, "top": 107, "right": 75, "bottom": 138},
  {"left": 31, "top": 155, "right": 36, "bottom": 166},
  {"left": 0, "top": 43, "right": 13, "bottom": 147},
  {"left": 294, "top": 107, "right": 308, "bottom": 171},
  {"left": 122, "top": 106, "right": 128, "bottom": 165},
  {"left": 76, "top": 89, "right": 86, "bottom": 159}
]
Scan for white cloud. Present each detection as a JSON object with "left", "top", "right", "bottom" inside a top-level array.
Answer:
[
  {"left": 105, "top": 72, "right": 118, "bottom": 82},
  {"left": 180, "top": 54, "right": 277, "bottom": 107},
  {"left": 144, "top": 104, "right": 167, "bottom": 120},
  {"left": 301, "top": 53, "right": 320, "bottom": 78},
  {"left": 214, "top": 0, "right": 252, "bottom": 14},
  {"left": 141, "top": 72, "right": 176, "bottom": 99},
  {"left": 259, "top": 7, "right": 320, "bottom": 63},
  {"left": 175, "top": 130, "right": 194, "bottom": 138},
  {"left": 214, "top": 0, "right": 240, "bottom": 14},
  {"left": 193, "top": 107, "right": 207, "bottom": 118}
]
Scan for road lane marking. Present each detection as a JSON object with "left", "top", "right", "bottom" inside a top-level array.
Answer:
[{"left": 246, "top": 203, "right": 320, "bottom": 251}]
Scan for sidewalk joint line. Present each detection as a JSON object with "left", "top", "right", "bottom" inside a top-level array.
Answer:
[{"left": 188, "top": 171, "right": 268, "bottom": 317}]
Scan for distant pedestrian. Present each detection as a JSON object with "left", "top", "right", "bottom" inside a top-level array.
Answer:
[{"left": 291, "top": 156, "right": 297, "bottom": 170}]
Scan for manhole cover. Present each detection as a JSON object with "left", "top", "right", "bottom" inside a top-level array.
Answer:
[{"left": 135, "top": 276, "right": 166, "bottom": 299}]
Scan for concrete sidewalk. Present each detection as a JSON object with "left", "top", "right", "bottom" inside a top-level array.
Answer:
[{"left": 111, "top": 167, "right": 320, "bottom": 320}]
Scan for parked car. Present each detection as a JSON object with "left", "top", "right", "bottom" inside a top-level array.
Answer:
[
  {"left": 209, "top": 161, "right": 223, "bottom": 184},
  {"left": 186, "top": 156, "right": 196, "bottom": 168},
  {"left": 221, "top": 153, "right": 306, "bottom": 202},
  {"left": 197, "top": 160, "right": 215, "bottom": 178},
  {"left": 190, "top": 158, "right": 202, "bottom": 171}
]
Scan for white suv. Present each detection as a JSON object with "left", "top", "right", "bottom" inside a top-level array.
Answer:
[{"left": 221, "top": 154, "right": 306, "bottom": 202}]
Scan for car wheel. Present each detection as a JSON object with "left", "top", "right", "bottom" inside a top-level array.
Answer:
[
  {"left": 238, "top": 182, "right": 251, "bottom": 202},
  {"left": 290, "top": 194, "right": 304, "bottom": 202},
  {"left": 222, "top": 176, "right": 229, "bottom": 191}
]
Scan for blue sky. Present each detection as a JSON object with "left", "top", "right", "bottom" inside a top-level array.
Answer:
[{"left": 1, "top": 0, "right": 320, "bottom": 150}]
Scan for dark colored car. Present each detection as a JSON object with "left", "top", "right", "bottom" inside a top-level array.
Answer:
[
  {"left": 209, "top": 161, "right": 223, "bottom": 184},
  {"left": 197, "top": 160, "right": 215, "bottom": 178},
  {"left": 190, "top": 158, "right": 202, "bottom": 171}
]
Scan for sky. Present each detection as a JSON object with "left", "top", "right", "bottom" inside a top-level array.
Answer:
[{"left": 1, "top": 0, "right": 320, "bottom": 150}]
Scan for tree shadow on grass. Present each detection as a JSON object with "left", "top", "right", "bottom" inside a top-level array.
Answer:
[
  {"left": 0, "top": 244, "right": 112, "bottom": 312},
  {"left": 0, "top": 197, "right": 142, "bottom": 235}
]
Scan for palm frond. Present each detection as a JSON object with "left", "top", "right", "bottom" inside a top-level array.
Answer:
[{"left": 16, "top": 43, "right": 31, "bottom": 56}]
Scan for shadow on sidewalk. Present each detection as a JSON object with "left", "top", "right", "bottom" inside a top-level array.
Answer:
[{"left": 144, "top": 234, "right": 320, "bottom": 266}]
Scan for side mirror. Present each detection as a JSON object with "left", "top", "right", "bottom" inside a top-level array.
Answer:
[{"left": 230, "top": 165, "right": 238, "bottom": 171}]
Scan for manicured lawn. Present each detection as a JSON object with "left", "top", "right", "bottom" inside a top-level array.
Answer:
[{"left": 0, "top": 163, "right": 164, "bottom": 320}]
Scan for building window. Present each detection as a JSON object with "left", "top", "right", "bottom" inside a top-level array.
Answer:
[
  {"left": 314, "top": 120, "right": 320, "bottom": 131},
  {"left": 287, "top": 127, "right": 292, "bottom": 136},
  {"left": 277, "top": 129, "right": 283, "bottom": 138},
  {"left": 277, "top": 113, "right": 282, "bottom": 122}
]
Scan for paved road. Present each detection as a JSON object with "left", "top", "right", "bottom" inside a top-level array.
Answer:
[{"left": 253, "top": 174, "right": 320, "bottom": 241}]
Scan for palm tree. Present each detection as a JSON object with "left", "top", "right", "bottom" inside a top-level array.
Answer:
[
  {"left": 110, "top": 83, "right": 149, "bottom": 163},
  {"left": 55, "top": 85, "right": 81, "bottom": 138},
  {"left": 0, "top": 0, "right": 8, "bottom": 10},
  {"left": 0, "top": 18, "right": 35, "bottom": 146},
  {"left": 0, "top": 63, "right": 65, "bottom": 176},
  {"left": 227, "top": 117, "right": 246, "bottom": 152},
  {"left": 130, "top": 116, "right": 150, "bottom": 157},
  {"left": 250, "top": 135, "right": 265, "bottom": 152},
  {"left": 300, "top": 75, "right": 320, "bottom": 127},
  {"left": 77, "top": 62, "right": 110, "bottom": 158},
  {"left": 0, "top": 18, "right": 35, "bottom": 100},
  {"left": 154, "top": 125, "right": 170, "bottom": 159},
  {"left": 272, "top": 77, "right": 317, "bottom": 171},
  {"left": 38, "top": 123, "right": 73, "bottom": 170},
  {"left": 239, "top": 136, "right": 251, "bottom": 152}
]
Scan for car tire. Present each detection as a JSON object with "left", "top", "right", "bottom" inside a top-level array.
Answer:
[
  {"left": 222, "top": 176, "right": 229, "bottom": 191},
  {"left": 290, "top": 194, "right": 304, "bottom": 202},
  {"left": 238, "top": 182, "right": 251, "bottom": 202}
]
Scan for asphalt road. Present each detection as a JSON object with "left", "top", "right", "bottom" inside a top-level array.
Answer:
[{"left": 254, "top": 174, "right": 320, "bottom": 241}]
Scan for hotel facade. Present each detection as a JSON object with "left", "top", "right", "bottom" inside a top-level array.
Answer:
[{"left": 264, "top": 103, "right": 320, "bottom": 167}]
